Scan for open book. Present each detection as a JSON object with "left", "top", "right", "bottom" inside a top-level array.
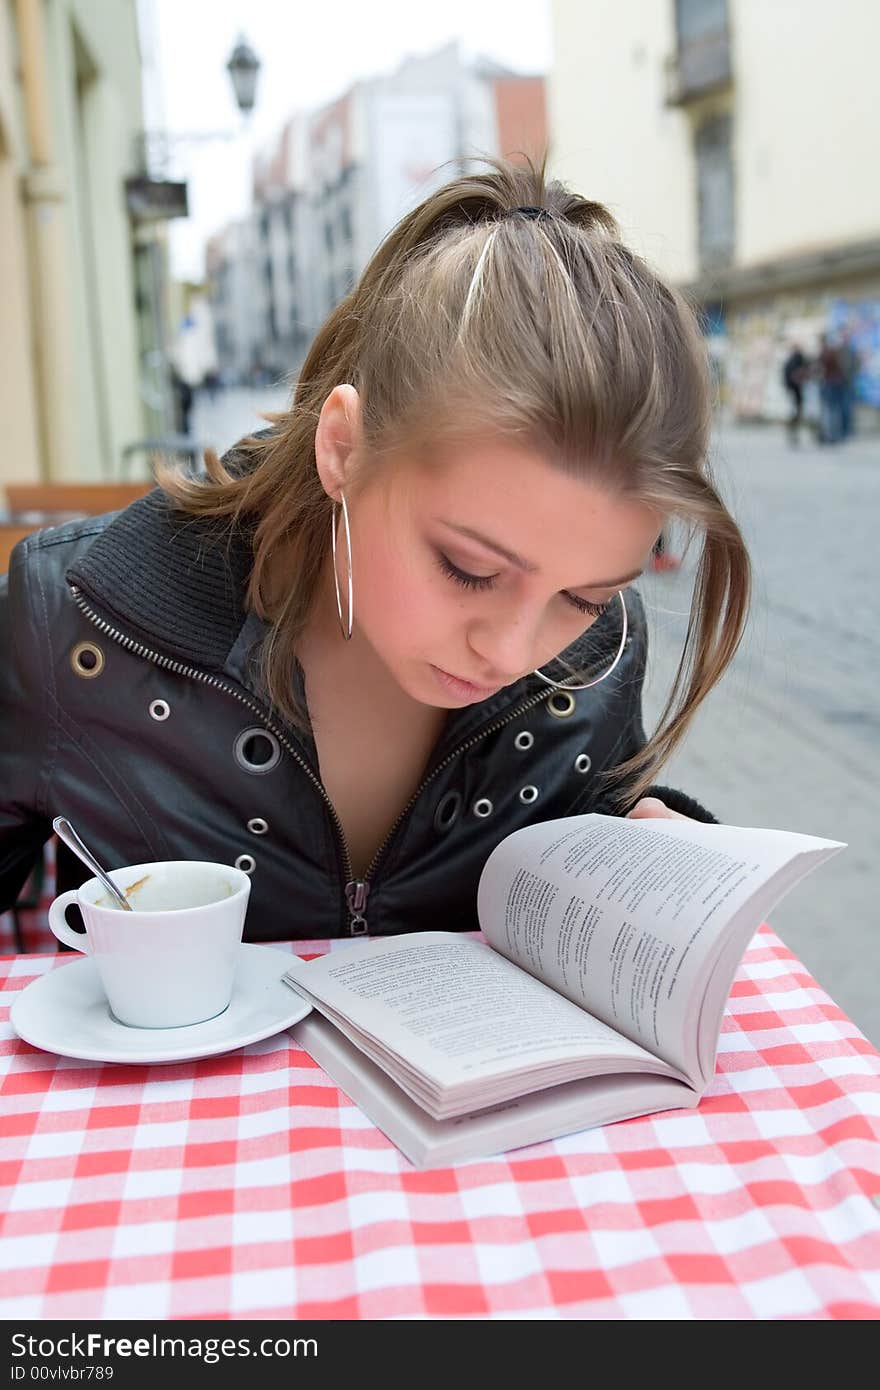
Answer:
[{"left": 284, "top": 814, "right": 845, "bottom": 1167}]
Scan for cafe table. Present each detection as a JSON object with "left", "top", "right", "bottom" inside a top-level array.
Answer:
[{"left": 1, "top": 923, "right": 880, "bottom": 1321}]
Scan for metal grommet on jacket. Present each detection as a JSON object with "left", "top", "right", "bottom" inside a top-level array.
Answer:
[
  {"left": 433, "top": 790, "right": 462, "bottom": 834},
  {"left": 70, "top": 642, "right": 104, "bottom": 679},
  {"left": 235, "top": 854, "right": 256, "bottom": 874},
  {"left": 149, "top": 699, "right": 170, "bottom": 721},
  {"left": 247, "top": 817, "right": 269, "bottom": 835},
  {"left": 472, "top": 798, "right": 494, "bottom": 819},
  {"left": 546, "top": 690, "right": 577, "bottom": 719},
  {"left": 233, "top": 727, "right": 282, "bottom": 775},
  {"left": 514, "top": 730, "right": 535, "bottom": 751},
  {"left": 574, "top": 753, "right": 592, "bottom": 774},
  {"left": 519, "top": 785, "right": 539, "bottom": 804}
]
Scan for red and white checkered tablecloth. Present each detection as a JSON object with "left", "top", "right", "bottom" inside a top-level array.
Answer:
[{"left": 1, "top": 928, "right": 880, "bottom": 1321}]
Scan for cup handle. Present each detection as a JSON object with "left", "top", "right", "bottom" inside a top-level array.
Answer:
[{"left": 48, "top": 891, "right": 90, "bottom": 954}]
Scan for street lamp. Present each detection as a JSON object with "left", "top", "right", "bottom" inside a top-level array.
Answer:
[
  {"left": 134, "top": 35, "right": 262, "bottom": 176},
  {"left": 226, "top": 35, "right": 261, "bottom": 118}
]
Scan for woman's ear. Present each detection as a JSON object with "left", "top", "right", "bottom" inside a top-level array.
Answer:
[{"left": 314, "top": 385, "right": 363, "bottom": 499}]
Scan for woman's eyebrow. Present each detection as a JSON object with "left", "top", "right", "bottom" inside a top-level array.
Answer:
[{"left": 439, "top": 521, "right": 644, "bottom": 589}]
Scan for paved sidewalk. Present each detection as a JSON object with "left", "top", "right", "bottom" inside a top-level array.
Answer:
[
  {"left": 192, "top": 383, "right": 290, "bottom": 456},
  {"left": 640, "top": 421, "right": 880, "bottom": 1043}
]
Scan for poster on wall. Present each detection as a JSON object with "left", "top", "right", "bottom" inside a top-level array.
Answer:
[
  {"left": 727, "top": 309, "right": 792, "bottom": 421},
  {"left": 828, "top": 298, "right": 880, "bottom": 408}
]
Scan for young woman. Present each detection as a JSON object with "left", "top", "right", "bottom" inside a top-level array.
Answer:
[{"left": 0, "top": 155, "right": 750, "bottom": 942}]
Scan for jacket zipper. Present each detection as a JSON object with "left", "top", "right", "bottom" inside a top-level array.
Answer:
[
  {"left": 69, "top": 582, "right": 627, "bottom": 937},
  {"left": 340, "top": 640, "right": 630, "bottom": 933}
]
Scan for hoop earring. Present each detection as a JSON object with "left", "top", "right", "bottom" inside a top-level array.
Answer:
[
  {"left": 331, "top": 491, "right": 353, "bottom": 640},
  {"left": 532, "top": 591, "right": 628, "bottom": 690}
]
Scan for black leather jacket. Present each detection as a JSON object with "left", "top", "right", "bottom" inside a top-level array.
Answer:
[{"left": 0, "top": 487, "right": 715, "bottom": 941}]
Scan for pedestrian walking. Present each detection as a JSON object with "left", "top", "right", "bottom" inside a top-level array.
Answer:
[
  {"left": 170, "top": 365, "right": 194, "bottom": 436},
  {"left": 782, "top": 342, "right": 809, "bottom": 446},
  {"left": 204, "top": 368, "right": 223, "bottom": 402},
  {"left": 838, "top": 334, "right": 861, "bottom": 440},
  {"left": 817, "top": 334, "right": 846, "bottom": 444},
  {"left": 650, "top": 529, "right": 681, "bottom": 571}
]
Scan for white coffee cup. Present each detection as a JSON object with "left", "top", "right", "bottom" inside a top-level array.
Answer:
[{"left": 48, "top": 861, "right": 252, "bottom": 1029}]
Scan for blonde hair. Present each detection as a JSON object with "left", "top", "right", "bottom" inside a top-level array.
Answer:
[{"left": 158, "top": 151, "right": 750, "bottom": 812}]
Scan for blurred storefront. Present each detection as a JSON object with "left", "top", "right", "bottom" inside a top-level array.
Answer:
[
  {"left": 549, "top": 0, "right": 880, "bottom": 429},
  {"left": 0, "top": 0, "right": 169, "bottom": 484}
]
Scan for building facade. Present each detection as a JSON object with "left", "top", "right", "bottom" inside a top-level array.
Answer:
[
  {"left": 0, "top": 0, "right": 164, "bottom": 485},
  {"left": 249, "top": 115, "right": 313, "bottom": 382},
  {"left": 549, "top": 0, "right": 880, "bottom": 424},
  {"left": 306, "top": 39, "right": 547, "bottom": 353},
  {"left": 206, "top": 221, "right": 254, "bottom": 385},
  {"left": 206, "top": 40, "right": 547, "bottom": 385}
]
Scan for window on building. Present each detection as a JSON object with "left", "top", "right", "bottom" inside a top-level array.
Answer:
[
  {"left": 673, "top": 0, "right": 731, "bottom": 100},
  {"left": 675, "top": 0, "right": 728, "bottom": 45},
  {"left": 695, "top": 113, "right": 735, "bottom": 270}
]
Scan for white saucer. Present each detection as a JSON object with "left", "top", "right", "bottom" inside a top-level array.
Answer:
[{"left": 10, "top": 943, "right": 312, "bottom": 1065}]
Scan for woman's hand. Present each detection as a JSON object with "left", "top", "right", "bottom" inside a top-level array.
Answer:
[{"left": 627, "top": 797, "right": 695, "bottom": 822}]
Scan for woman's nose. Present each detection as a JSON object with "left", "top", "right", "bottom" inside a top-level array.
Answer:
[{"left": 468, "top": 614, "right": 545, "bottom": 684}]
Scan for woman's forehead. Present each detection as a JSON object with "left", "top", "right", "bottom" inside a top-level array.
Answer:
[
  {"left": 394, "top": 439, "right": 628, "bottom": 516},
  {"left": 379, "top": 443, "right": 661, "bottom": 580}
]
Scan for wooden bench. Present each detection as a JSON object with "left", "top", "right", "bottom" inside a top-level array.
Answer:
[
  {"left": 4, "top": 482, "right": 154, "bottom": 522},
  {"left": 0, "top": 524, "right": 40, "bottom": 574},
  {"left": 1, "top": 483, "right": 158, "bottom": 574}
]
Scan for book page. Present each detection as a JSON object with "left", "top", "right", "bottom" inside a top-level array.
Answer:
[
  {"left": 477, "top": 814, "right": 845, "bottom": 1080},
  {"left": 292, "top": 1013, "right": 698, "bottom": 1168},
  {"left": 283, "top": 933, "right": 666, "bottom": 1103}
]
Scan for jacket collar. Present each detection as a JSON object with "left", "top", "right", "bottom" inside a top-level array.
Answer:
[{"left": 67, "top": 488, "right": 255, "bottom": 671}]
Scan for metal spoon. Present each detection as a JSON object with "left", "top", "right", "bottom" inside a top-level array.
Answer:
[{"left": 52, "top": 817, "right": 134, "bottom": 912}]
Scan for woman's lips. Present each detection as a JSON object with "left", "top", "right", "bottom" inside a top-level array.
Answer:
[{"left": 431, "top": 665, "right": 502, "bottom": 700}]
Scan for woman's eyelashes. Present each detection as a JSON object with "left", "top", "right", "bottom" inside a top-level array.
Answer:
[{"left": 435, "top": 551, "right": 610, "bottom": 618}]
